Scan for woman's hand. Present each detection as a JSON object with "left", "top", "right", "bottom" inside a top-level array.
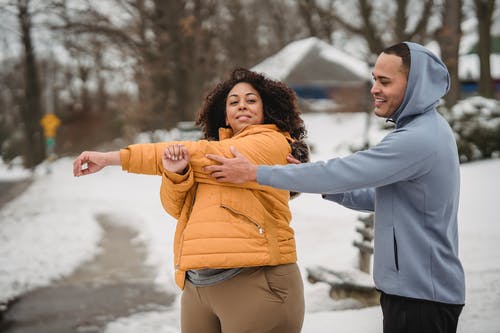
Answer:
[
  {"left": 73, "top": 151, "right": 120, "bottom": 177},
  {"left": 162, "top": 144, "right": 190, "bottom": 174},
  {"left": 286, "top": 154, "right": 301, "bottom": 164}
]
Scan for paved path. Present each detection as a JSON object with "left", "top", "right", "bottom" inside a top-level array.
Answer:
[
  {"left": 0, "top": 179, "right": 33, "bottom": 210},
  {"left": 0, "top": 214, "right": 175, "bottom": 333}
]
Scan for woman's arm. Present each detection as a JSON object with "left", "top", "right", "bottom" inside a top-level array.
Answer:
[
  {"left": 73, "top": 151, "right": 120, "bottom": 177},
  {"left": 121, "top": 129, "right": 291, "bottom": 191},
  {"left": 161, "top": 166, "right": 195, "bottom": 219},
  {"left": 160, "top": 144, "right": 194, "bottom": 218},
  {"left": 162, "top": 144, "right": 190, "bottom": 174},
  {"left": 72, "top": 143, "right": 190, "bottom": 177}
]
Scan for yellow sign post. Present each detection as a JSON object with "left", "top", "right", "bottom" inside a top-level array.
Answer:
[
  {"left": 40, "top": 113, "right": 61, "bottom": 159},
  {"left": 40, "top": 113, "right": 61, "bottom": 138}
]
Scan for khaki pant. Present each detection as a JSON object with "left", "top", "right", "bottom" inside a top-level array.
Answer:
[{"left": 181, "top": 263, "right": 305, "bottom": 333}]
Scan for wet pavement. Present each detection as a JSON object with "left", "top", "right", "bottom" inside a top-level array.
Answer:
[
  {"left": 0, "top": 213, "right": 175, "bottom": 333},
  {"left": 0, "top": 179, "right": 33, "bottom": 210}
]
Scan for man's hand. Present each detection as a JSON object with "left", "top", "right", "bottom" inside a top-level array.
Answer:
[{"left": 204, "top": 146, "right": 257, "bottom": 183}]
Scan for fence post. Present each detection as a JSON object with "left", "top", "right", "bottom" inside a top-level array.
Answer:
[{"left": 353, "top": 213, "right": 374, "bottom": 273}]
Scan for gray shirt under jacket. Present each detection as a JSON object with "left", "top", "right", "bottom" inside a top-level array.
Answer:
[{"left": 186, "top": 268, "right": 244, "bottom": 287}]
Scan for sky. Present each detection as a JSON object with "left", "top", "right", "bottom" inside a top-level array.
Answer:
[{"left": 1, "top": 111, "right": 499, "bottom": 332}]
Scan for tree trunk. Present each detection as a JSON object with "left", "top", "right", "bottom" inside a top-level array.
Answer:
[
  {"left": 18, "top": 0, "right": 45, "bottom": 168},
  {"left": 151, "top": 0, "right": 202, "bottom": 129},
  {"left": 297, "top": 0, "right": 320, "bottom": 37},
  {"left": 435, "top": 0, "right": 463, "bottom": 107},
  {"left": 475, "top": 0, "right": 494, "bottom": 98}
]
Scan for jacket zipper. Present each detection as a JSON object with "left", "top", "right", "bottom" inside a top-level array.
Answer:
[{"left": 220, "top": 204, "right": 265, "bottom": 234}]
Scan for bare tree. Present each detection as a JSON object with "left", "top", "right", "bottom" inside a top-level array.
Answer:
[
  {"left": 474, "top": 0, "right": 495, "bottom": 98},
  {"left": 266, "top": 0, "right": 304, "bottom": 47},
  {"left": 297, "top": 0, "right": 325, "bottom": 40},
  {"left": 0, "top": 0, "right": 303, "bottom": 155},
  {"left": 13, "top": 0, "right": 46, "bottom": 167},
  {"left": 0, "top": 58, "right": 25, "bottom": 161},
  {"left": 296, "top": 0, "right": 466, "bottom": 106},
  {"left": 436, "top": 0, "right": 463, "bottom": 107},
  {"left": 297, "top": 0, "right": 436, "bottom": 59},
  {"left": 53, "top": 0, "right": 223, "bottom": 131}
]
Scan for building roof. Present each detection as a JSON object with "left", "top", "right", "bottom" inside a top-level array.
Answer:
[{"left": 252, "top": 37, "right": 370, "bottom": 86}]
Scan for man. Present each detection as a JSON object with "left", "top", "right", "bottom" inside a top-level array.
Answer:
[{"left": 204, "top": 42, "right": 465, "bottom": 333}]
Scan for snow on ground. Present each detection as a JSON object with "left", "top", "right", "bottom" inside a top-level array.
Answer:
[
  {"left": 1, "top": 112, "right": 499, "bottom": 332},
  {"left": 0, "top": 157, "right": 31, "bottom": 181}
]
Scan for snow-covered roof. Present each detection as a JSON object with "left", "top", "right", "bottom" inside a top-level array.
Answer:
[
  {"left": 252, "top": 37, "right": 370, "bottom": 84},
  {"left": 252, "top": 37, "right": 318, "bottom": 81}
]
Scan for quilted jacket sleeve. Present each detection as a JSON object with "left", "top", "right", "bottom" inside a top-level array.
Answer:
[
  {"left": 160, "top": 165, "right": 194, "bottom": 219},
  {"left": 119, "top": 127, "right": 291, "bottom": 191}
]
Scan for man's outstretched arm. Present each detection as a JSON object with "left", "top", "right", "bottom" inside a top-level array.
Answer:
[
  {"left": 205, "top": 132, "right": 429, "bottom": 195},
  {"left": 204, "top": 146, "right": 258, "bottom": 183}
]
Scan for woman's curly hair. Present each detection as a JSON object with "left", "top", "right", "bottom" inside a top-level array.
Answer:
[
  {"left": 196, "top": 68, "right": 307, "bottom": 143},
  {"left": 196, "top": 68, "right": 309, "bottom": 198}
]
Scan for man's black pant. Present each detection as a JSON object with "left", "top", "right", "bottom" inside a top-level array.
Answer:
[{"left": 380, "top": 292, "right": 463, "bottom": 333}]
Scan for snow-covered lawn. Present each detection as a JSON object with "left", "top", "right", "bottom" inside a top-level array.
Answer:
[{"left": 1, "top": 112, "right": 499, "bottom": 332}]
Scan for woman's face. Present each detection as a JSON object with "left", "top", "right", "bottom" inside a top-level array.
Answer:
[{"left": 225, "top": 82, "right": 264, "bottom": 134}]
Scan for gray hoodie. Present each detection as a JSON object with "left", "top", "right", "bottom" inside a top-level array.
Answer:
[{"left": 257, "top": 42, "right": 465, "bottom": 304}]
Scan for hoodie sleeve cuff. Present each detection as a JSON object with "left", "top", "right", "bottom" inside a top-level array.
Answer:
[
  {"left": 322, "top": 193, "right": 345, "bottom": 204},
  {"left": 256, "top": 165, "right": 273, "bottom": 186}
]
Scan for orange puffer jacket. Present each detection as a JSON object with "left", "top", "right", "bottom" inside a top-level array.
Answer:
[{"left": 120, "top": 124, "right": 297, "bottom": 289}]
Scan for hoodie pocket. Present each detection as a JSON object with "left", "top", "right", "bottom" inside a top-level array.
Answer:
[{"left": 393, "top": 227, "right": 399, "bottom": 271}]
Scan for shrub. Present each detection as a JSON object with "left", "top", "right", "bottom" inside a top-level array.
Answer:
[{"left": 440, "top": 97, "right": 500, "bottom": 163}]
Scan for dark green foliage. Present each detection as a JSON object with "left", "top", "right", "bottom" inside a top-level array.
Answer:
[{"left": 440, "top": 97, "right": 500, "bottom": 163}]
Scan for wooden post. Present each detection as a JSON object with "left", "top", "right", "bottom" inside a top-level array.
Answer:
[
  {"left": 306, "top": 266, "right": 379, "bottom": 307},
  {"left": 354, "top": 213, "right": 374, "bottom": 273}
]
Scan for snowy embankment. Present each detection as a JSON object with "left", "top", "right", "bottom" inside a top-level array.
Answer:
[{"left": 1, "top": 112, "right": 499, "bottom": 332}]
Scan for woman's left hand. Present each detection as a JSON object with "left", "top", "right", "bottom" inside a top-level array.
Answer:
[
  {"left": 162, "top": 144, "right": 190, "bottom": 174},
  {"left": 286, "top": 154, "right": 301, "bottom": 164}
]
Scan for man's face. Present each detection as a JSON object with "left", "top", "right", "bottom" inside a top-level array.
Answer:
[{"left": 370, "top": 53, "right": 408, "bottom": 118}]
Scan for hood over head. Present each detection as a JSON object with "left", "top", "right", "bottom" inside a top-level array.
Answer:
[{"left": 389, "top": 42, "right": 450, "bottom": 125}]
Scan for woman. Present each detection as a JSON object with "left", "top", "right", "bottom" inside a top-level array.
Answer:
[{"left": 73, "top": 68, "right": 309, "bottom": 333}]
